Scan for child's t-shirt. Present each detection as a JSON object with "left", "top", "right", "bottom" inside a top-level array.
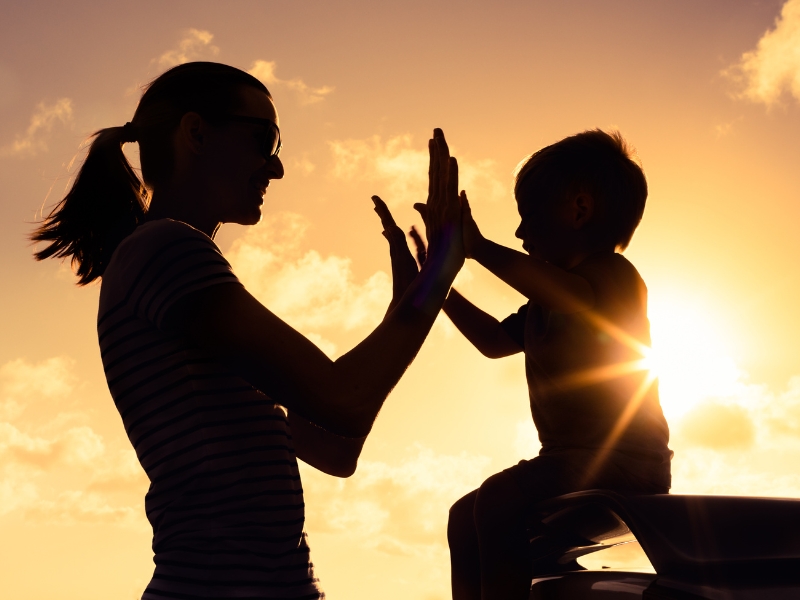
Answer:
[{"left": 500, "top": 251, "right": 672, "bottom": 488}]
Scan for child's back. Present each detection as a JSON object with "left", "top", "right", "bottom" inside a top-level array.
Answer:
[
  {"left": 443, "top": 129, "right": 671, "bottom": 600},
  {"left": 501, "top": 250, "right": 670, "bottom": 487}
]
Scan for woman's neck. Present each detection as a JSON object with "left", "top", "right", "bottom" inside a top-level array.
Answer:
[{"left": 146, "top": 190, "right": 220, "bottom": 239}]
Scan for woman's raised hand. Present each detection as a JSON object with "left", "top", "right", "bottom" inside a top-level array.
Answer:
[
  {"left": 371, "top": 195, "right": 419, "bottom": 313},
  {"left": 413, "top": 129, "right": 464, "bottom": 276}
]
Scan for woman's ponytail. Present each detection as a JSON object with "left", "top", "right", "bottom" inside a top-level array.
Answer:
[
  {"left": 31, "top": 125, "right": 148, "bottom": 285},
  {"left": 33, "top": 61, "right": 272, "bottom": 285}
]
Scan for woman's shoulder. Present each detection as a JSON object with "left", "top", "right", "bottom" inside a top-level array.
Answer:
[
  {"left": 124, "top": 218, "right": 212, "bottom": 247},
  {"left": 102, "top": 219, "right": 223, "bottom": 291}
]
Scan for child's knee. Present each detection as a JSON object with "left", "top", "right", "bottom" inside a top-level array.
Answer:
[
  {"left": 474, "top": 472, "right": 525, "bottom": 530},
  {"left": 447, "top": 489, "right": 478, "bottom": 544}
]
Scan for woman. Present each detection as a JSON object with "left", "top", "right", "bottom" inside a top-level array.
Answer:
[{"left": 32, "top": 62, "right": 463, "bottom": 599}]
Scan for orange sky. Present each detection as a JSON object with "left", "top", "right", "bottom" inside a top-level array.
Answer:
[{"left": 4, "top": 1, "right": 800, "bottom": 598}]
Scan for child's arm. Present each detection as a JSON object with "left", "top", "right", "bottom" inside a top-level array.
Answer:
[
  {"left": 406, "top": 224, "right": 522, "bottom": 359},
  {"left": 444, "top": 289, "right": 523, "bottom": 358},
  {"left": 462, "top": 194, "right": 594, "bottom": 314}
]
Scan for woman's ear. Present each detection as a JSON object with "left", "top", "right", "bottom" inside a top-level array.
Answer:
[
  {"left": 177, "top": 112, "right": 205, "bottom": 156},
  {"left": 571, "top": 192, "right": 594, "bottom": 229}
]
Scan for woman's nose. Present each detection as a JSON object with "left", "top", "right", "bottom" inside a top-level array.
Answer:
[{"left": 267, "top": 155, "right": 285, "bottom": 180}]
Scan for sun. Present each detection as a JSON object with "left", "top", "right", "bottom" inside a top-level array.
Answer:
[{"left": 646, "top": 293, "right": 743, "bottom": 419}]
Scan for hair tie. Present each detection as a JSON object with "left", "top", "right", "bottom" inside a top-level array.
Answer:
[{"left": 121, "top": 121, "right": 138, "bottom": 144}]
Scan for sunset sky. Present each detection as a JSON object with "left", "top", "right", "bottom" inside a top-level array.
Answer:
[{"left": 4, "top": 1, "right": 800, "bottom": 598}]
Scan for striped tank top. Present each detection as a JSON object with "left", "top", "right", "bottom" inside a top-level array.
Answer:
[{"left": 98, "top": 219, "right": 324, "bottom": 599}]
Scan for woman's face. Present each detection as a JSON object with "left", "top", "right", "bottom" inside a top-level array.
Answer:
[{"left": 203, "top": 86, "right": 284, "bottom": 226}]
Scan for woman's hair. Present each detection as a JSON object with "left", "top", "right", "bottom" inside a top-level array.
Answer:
[
  {"left": 514, "top": 129, "right": 647, "bottom": 251},
  {"left": 31, "top": 62, "right": 270, "bottom": 285}
]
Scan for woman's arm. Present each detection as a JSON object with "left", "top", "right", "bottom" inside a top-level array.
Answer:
[
  {"left": 444, "top": 289, "right": 522, "bottom": 358},
  {"left": 288, "top": 410, "right": 366, "bottom": 477},
  {"left": 163, "top": 130, "right": 463, "bottom": 442}
]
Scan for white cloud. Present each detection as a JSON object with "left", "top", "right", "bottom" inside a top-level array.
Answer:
[
  {"left": 0, "top": 357, "right": 147, "bottom": 526},
  {"left": 0, "top": 98, "right": 73, "bottom": 158},
  {"left": 155, "top": 28, "right": 219, "bottom": 68},
  {"left": 293, "top": 154, "right": 316, "bottom": 176},
  {"left": 724, "top": 0, "right": 800, "bottom": 106},
  {"left": 226, "top": 212, "right": 392, "bottom": 357},
  {"left": 248, "top": 60, "right": 334, "bottom": 105},
  {"left": 300, "top": 444, "right": 491, "bottom": 556},
  {"left": 327, "top": 134, "right": 509, "bottom": 209},
  {"left": 0, "top": 356, "right": 75, "bottom": 420}
]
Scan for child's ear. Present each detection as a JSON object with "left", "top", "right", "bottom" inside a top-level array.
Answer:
[{"left": 571, "top": 192, "right": 594, "bottom": 229}]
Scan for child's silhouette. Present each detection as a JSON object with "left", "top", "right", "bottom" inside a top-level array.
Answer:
[{"left": 437, "top": 130, "right": 672, "bottom": 600}]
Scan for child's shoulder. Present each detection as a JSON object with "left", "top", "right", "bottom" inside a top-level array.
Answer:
[
  {"left": 571, "top": 252, "right": 647, "bottom": 314},
  {"left": 572, "top": 251, "right": 643, "bottom": 284}
]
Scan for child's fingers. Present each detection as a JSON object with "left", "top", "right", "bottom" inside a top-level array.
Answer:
[{"left": 409, "top": 226, "right": 427, "bottom": 265}]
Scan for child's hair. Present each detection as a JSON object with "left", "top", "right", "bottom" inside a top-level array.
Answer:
[
  {"left": 31, "top": 62, "right": 270, "bottom": 285},
  {"left": 514, "top": 129, "right": 647, "bottom": 251}
]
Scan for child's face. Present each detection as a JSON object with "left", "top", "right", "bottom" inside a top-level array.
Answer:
[{"left": 514, "top": 192, "right": 576, "bottom": 266}]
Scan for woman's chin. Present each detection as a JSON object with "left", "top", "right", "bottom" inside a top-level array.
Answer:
[{"left": 240, "top": 203, "right": 264, "bottom": 225}]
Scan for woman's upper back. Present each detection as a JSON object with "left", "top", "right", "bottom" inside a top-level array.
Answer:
[{"left": 98, "top": 219, "right": 322, "bottom": 597}]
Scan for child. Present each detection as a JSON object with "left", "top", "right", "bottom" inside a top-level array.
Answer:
[{"left": 444, "top": 130, "right": 672, "bottom": 600}]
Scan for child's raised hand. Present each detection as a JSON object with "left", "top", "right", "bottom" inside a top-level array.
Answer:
[
  {"left": 460, "top": 191, "right": 485, "bottom": 259},
  {"left": 371, "top": 195, "right": 419, "bottom": 313},
  {"left": 408, "top": 225, "right": 427, "bottom": 267}
]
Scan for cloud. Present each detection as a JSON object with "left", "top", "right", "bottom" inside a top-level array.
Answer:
[
  {"left": 723, "top": 0, "right": 800, "bottom": 106},
  {"left": 248, "top": 60, "right": 334, "bottom": 105},
  {"left": 0, "top": 356, "right": 76, "bottom": 420},
  {"left": 327, "top": 134, "right": 509, "bottom": 208},
  {"left": 300, "top": 444, "right": 491, "bottom": 556},
  {"left": 678, "top": 401, "right": 755, "bottom": 450},
  {"left": 22, "top": 490, "right": 143, "bottom": 526},
  {"left": 226, "top": 212, "right": 392, "bottom": 357},
  {"left": 0, "top": 98, "right": 73, "bottom": 158},
  {"left": 293, "top": 154, "right": 316, "bottom": 176},
  {"left": 0, "top": 357, "right": 147, "bottom": 526},
  {"left": 155, "top": 28, "right": 219, "bottom": 68}
]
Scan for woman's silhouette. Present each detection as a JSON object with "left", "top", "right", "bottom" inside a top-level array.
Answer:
[{"left": 32, "top": 62, "right": 463, "bottom": 599}]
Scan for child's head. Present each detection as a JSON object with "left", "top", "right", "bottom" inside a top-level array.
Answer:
[{"left": 514, "top": 129, "right": 647, "bottom": 253}]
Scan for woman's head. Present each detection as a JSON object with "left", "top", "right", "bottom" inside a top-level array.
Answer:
[
  {"left": 132, "top": 62, "right": 274, "bottom": 188},
  {"left": 32, "top": 62, "right": 277, "bottom": 285}
]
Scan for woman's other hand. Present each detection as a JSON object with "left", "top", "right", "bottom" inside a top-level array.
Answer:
[{"left": 371, "top": 195, "right": 419, "bottom": 313}]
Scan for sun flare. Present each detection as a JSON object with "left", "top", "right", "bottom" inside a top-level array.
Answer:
[{"left": 647, "top": 294, "right": 743, "bottom": 418}]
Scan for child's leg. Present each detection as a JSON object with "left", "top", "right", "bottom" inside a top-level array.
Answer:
[
  {"left": 473, "top": 471, "right": 531, "bottom": 600},
  {"left": 448, "top": 489, "right": 480, "bottom": 600}
]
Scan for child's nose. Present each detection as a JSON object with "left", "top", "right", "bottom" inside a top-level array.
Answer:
[{"left": 515, "top": 224, "right": 524, "bottom": 239}]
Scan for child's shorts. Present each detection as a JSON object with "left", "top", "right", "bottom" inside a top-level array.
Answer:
[{"left": 504, "top": 448, "right": 669, "bottom": 508}]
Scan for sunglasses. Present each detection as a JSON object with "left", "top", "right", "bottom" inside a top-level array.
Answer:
[{"left": 219, "top": 114, "right": 282, "bottom": 159}]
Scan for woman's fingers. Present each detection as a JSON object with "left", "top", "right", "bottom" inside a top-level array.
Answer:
[
  {"left": 446, "top": 157, "right": 459, "bottom": 217},
  {"left": 435, "top": 131, "right": 450, "bottom": 216},
  {"left": 427, "top": 138, "right": 436, "bottom": 205},
  {"left": 372, "top": 195, "right": 408, "bottom": 246},
  {"left": 371, "top": 195, "right": 397, "bottom": 228}
]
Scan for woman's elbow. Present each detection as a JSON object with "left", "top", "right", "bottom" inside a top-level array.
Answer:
[
  {"left": 332, "top": 458, "right": 359, "bottom": 478},
  {"left": 315, "top": 454, "right": 359, "bottom": 478}
]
